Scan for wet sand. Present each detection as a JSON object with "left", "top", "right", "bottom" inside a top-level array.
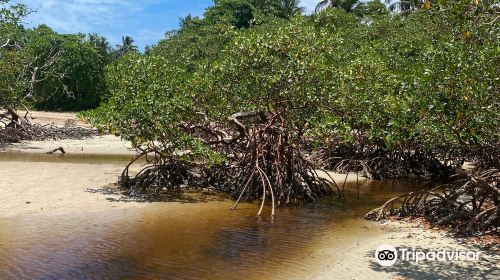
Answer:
[
  {"left": 0, "top": 156, "right": 144, "bottom": 218},
  {"left": 0, "top": 151, "right": 360, "bottom": 219},
  {"left": 6, "top": 134, "right": 136, "bottom": 156},
  {"left": 298, "top": 220, "right": 499, "bottom": 280}
]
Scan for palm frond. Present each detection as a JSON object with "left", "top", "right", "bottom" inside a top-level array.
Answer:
[{"left": 315, "top": 0, "right": 331, "bottom": 13}]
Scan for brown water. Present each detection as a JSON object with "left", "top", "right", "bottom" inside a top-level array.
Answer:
[
  {"left": 0, "top": 151, "right": 133, "bottom": 165},
  {"left": 0, "top": 153, "right": 427, "bottom": 280}
]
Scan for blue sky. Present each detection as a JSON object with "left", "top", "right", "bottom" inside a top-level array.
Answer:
[{"left": 18, "top": 0, "right": 318, "bottom": 51}]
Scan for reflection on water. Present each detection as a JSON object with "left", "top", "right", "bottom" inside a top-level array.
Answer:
[
  {"left": 0, "top": 152, "right": 133, "bottom": 165},
  {"left": 0, "top": 153, "right": 428, "bottom": 279}
]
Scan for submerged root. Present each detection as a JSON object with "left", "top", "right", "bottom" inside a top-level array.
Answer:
[
  {"left": 118, "top": 114, "right": 340, "bottom": 215},
  {"left": 218, "top": 124, "right": 339, "bottom": 215},
  {"left": 366, "top": 168, "right": 500, "bottom": 236}
]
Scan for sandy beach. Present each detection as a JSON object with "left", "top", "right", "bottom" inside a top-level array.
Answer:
[
  {"left": 0, "top": 159, "right": 146, "bottom": 218},
  {"left": 17, "top": 110, "right": 91, "bottom": 128}
]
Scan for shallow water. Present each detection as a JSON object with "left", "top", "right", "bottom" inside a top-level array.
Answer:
[
  {"left": 0, "top": 153, "right": 427, "bottom": 280},
  {"left": 0, "top": 151, "right": 133, "bottom": 165}
]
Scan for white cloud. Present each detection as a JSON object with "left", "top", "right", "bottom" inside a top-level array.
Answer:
[
  {"left": 15, "top": 0, "right": 169, "bottom": 49},
  {"left": 21, "top": 0, "right": 157, "bottom": 33},
  {"left": 300, "top": 0, "right": 319, "bottom": 14}
]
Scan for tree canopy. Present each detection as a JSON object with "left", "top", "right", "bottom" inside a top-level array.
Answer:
[
  {"left": 2, "top": 0, "right": 499, "bottom": 213},
  {"left": 79, "top": 0, "right": 499, "bottom": 209},
  {"left": 0, "top": 0, "right": 137, "bottom": 111}
]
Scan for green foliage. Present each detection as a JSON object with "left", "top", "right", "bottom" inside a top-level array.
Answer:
[
  {"left": 363, "top": 0, "right": 390, "bottom": 17},
  {"left": 364, "top": 1, "right": 500, "bottom": 150},
  {"left": 20, "top": 26, "right": 109, "bottom": 111},
  {"left": 112, "top": 35, "right": 139, "bottom": 59},
  {"left": 206, "top": 0, "right": 255, "bottom": 28},
  {"left": 1, "top": 1, "right": 113, "bottom": 111},
  {"left": 193, "top": 14, "right": 345, "bottom": 133},
  {"left": 153, "top": 22, "right": 236, "bottom": 73},
  {"left": 89, "top": 0, "right": 499, "bottom": 169},
  {"left": 0, "top": 0, "right": 27, "bottom": 40},
  {"left": 87, "top": 33, "right": 113, "bottom": 64},
  {"left": 315, "top": 0, "right": 368, "bottom": 16},
  {"left": 0, "top": 0, "right": 29, "bottom": 108},
  {"left": 83, "top": 52, "right": 223, "bottom": 163},
  {"left": 252, "top": 0, "right": 304, "bottom": 18},
  {"left": 1, "top": 0, "right": 146, "bottom": 112}
]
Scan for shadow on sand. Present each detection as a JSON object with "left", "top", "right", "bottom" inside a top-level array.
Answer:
[
  {"left": 367, "top": 245, "right": 500, "bottom": 280},
  {"left": 86, "top": 185, "right": 227, "bottom": 204}
]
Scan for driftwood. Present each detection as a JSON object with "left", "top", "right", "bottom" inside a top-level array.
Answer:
[
  {"left": 0, "top": 108, "right": 96, "bottom": 149},
  {"left": 46, "top": 146, "right": 66, "bottom": 154}
]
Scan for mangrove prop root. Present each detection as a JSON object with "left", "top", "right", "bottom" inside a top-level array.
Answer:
[
  {"left": 119, "top": 112, "right": 339, "bottom": 215},
  {"left": 224, "top": 125, "right": 337, "bottom": 215},
  {"left": 366, "top": 168, "right": 500, "bottom": 236},
  {"left": 321, "top": 140, "right": 457, "bottom": 180}
]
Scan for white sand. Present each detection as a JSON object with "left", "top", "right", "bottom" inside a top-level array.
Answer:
[
  {"left": 0, "top": 160, "right": 146, "bottom": 218},
  {"left": 17, "top": 110, "right": 90, "bottom": 128},
  {"left": 302, "top": 220, "right": 500, "bottom": 280},
  {"left": 5, "top": 134, "right": 135, "bottom": 155}
]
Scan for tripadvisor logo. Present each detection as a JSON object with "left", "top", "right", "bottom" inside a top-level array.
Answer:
[
  {"left": 375, "top": 244, "right": 398, "bottom": 267},
  {"left": 374, "top": 244, "right": 481, "bottom": 267}
]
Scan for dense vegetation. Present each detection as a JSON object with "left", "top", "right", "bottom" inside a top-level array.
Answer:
[
  {"left": 1, "top": 0, "right": 499, "bottom": 231},
  {"left": 0, "top": 0, "right": 139, "bottom": 113},
  {"left": 0, "top": 0, "right": 105, "bottom": 146},
  {"left": 81, "top": 0, "right": 499, "bottom": 220}
]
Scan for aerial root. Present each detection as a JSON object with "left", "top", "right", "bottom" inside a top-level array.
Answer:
[
  {"left": 366, "top": 168, "right": 500, "bottom": 235},
  {"left": 118, "top": 114, "right": 340, "bottom": 215}
]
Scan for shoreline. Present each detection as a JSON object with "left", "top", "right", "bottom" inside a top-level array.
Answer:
[
  {"left": 305, "top": 219, "right": 499, "bottom": 279},
  {"left": 1, "top": 111, "right": 498, "bottom": 279},
  {"left": 1, "top": 144, "right": 498, "bottom": 279}
]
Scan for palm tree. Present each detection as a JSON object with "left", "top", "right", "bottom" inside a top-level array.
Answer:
[
  {"left": 385, "top": 0, "right": 425, "bottom": 13},
  {"left": 88, "top": 33, "right": 110, "bottom": 53},
  {"left": 315, "top": 0, "right": 367, "bottom": 16},
  {"left": 116, "top": 35, "right": 138, "bottom": 56},
  {"left": 278, "top": 0, "right": 304, "bottom": 17}
]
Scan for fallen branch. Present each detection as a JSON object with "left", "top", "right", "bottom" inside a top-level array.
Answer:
[{"left": 46, "top": 146, "right": 66, "bottom": 154}]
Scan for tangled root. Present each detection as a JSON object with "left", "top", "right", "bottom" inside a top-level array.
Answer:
[
  {"left": 0, "top": 108, "right": 96, "bottom": 148},
  {"left": 224, "top": 125, "right": 340, "bottom": 215},
  {"left": 366, "top": 168, "right": 500, "bottom": 235},
  {"left": 321, "top": 139, "right": 455, "bottom": 180},
  {"left": 120, "top": 161, "right": 198, "bottom": 198},
  {"left": 0, "top": 123, "right": 96, "bottom": 148},
  {"left": 117, "top": 113, "right": 341, "bottom": 215}
]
